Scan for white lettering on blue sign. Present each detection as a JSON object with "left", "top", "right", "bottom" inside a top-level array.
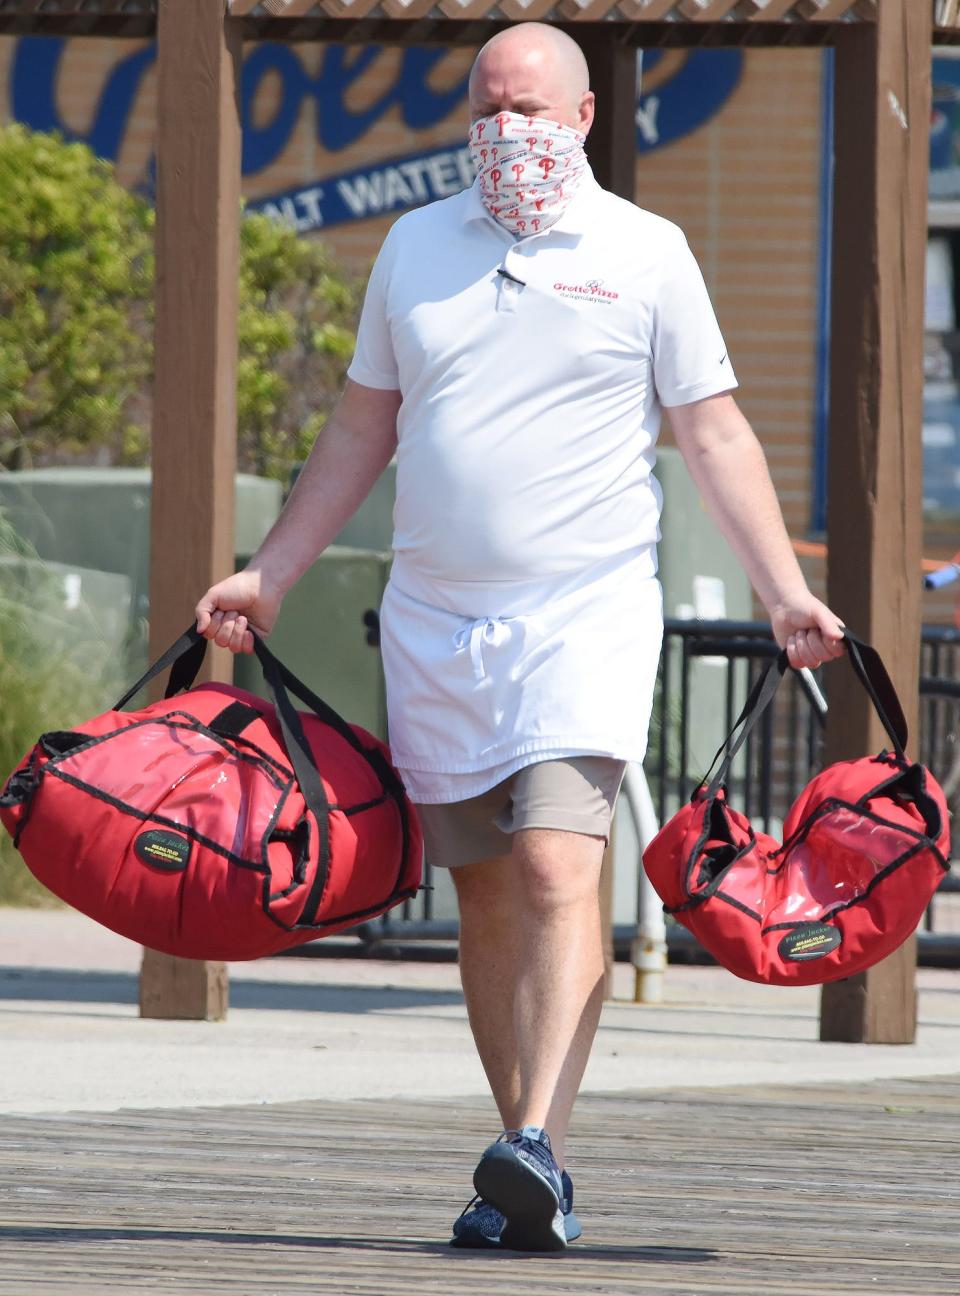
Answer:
[
  {"left": 250, "top": 147, "right": 475, "bottom": 231},
  {"left": 635, "top": 97, "right": 662, "bottom": 147}
]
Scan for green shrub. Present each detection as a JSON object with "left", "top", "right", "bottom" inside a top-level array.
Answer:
[{"left": 0, "top": 123, "right": 363, "bottom": 484}]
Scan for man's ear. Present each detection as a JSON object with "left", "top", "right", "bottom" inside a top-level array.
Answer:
[{"left": 578, "top": 91, "right": 596, "bottom": 137}]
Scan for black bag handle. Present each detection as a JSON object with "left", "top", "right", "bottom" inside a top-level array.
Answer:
[
  {"left": 112, "top": 625, "right": 400, "bottom": 824},
  {"left": 112, "top": 626, "right": 208, "bottom": 711},
  {"left": 700, "top": 630, "right": 908, "bottom": 802}
]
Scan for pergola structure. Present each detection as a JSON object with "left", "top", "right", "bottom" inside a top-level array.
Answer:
[{"left": 2, "top": 0, "right": 955, "bottom": 1042}]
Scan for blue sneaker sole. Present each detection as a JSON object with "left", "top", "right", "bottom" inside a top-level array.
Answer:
[{"left": 473, "top": 1144, "right": 566, "bottom": 1253}]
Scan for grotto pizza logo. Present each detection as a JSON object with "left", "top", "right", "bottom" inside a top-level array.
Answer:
[{"left": 552, "top": 278, "right": 620, "bottom": 304}]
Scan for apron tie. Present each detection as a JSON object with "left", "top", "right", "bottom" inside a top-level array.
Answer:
[{"left": 453, "top": 617, "right": 512, "bottom": 682}]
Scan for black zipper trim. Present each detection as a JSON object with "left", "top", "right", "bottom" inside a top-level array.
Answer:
[
  {"left": 290, "top": 883, "right": 422, "bottom": 932},
  {"left": 673, "top": 791, "right": 757, "bottom": 911},
  {"left": 767, "top": 792, "right": 939, "bottom": 869},
  {"left": 760, "top": 838, "right": 946, "bottom": 935},
  {"left": 43, "top": 764, "right": 288, "bottom": 874},
  {"left": 38, "top": 714, "right": 292, "bottom": 794}
]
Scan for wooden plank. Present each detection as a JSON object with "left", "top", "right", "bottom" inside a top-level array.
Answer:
[
  {"left": 611, "top": 0, "right": 683, "bottom": 18},
  {"left": 677, "top": 0, "right": 743, "bottom": 19},
  {"left": 796, "top": 0, "right": 869, "bottom": 19},
  {"left": 820, "top": 0, "right": 932, "bottom": 1045},
  {"left": 2, "top": 1079, "right": 960, "bottom": 1292},
  {"left": 939, "top": 0, "right": 960, "bottom": 31},
  {"left": 142, "top": 0, "right": 244, "bottom": 1023},
  {"left": 557, "top": 0, "right": 622, "bottom": 21}
]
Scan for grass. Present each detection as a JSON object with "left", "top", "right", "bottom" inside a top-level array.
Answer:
[{"left": 0, "top": 509, "right": 127, "bottom": 905}]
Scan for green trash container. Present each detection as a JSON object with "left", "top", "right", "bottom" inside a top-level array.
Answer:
[{"left": 0, "top": 467, "right": 283, "bottom": 626}]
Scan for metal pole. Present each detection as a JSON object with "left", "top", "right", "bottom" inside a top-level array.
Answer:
[{"left": 623, "top": 763, "right": 667, "bottom": 1004}]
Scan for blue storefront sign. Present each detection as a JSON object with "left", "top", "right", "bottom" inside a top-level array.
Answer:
[{"left": 8, "top": 38, "right": 743, "bottom": 228}]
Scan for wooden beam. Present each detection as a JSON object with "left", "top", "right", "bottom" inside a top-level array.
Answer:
[
  {"left": 820, "top": 0, "right": 932, "bottom": 1044},
  {"left": 575, "top": 29, "right": 638, "bottom": 998},
  {"left": 578, "top": 26, "right": 638, "bottom": 200},
  {"left": 140, "top": 0, "right": 243, "bottom": 1023}
]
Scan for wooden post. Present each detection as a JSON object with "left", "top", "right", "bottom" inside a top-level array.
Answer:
[
  {"left": 140, "top": 0, "right": 243, "bottom": 1022},
  {"left": 577, "top": 30, "right": 638, "bottom": 998},
  {"left": 820, "top": 1, "right": 932, "bottom": 1044},
  {"left": 578, "top": 28, "right": 638, "bottom": 201}
]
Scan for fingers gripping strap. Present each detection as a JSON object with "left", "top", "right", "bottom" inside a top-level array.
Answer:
[{"left": 699, "top": 630, "right": 910, "bottom": 801}]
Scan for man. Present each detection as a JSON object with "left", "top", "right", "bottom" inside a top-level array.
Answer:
[{"left": 196, "top": 23, "right": 844, "bottom": 1253}]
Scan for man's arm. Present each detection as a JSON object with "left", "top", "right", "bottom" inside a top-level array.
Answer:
[
  {"left": 667, "top": 392, "right": 845, "bottom": 670},
  {"left": 195, "top": 379, "right": 401, "bottom": 654}
]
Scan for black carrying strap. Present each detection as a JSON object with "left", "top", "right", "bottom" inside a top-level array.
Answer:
[
  {"left": 251, "top": 636, "right": 334, "bottom": 832},
  {"left": 112, "top": 624, "right": 402, "bottom": 840},
  {"left": 112, "top": 626, "right": 208, "bottom": 711},
  {"left": 700, "top": 630, "right": 909, "bottom": 802}
]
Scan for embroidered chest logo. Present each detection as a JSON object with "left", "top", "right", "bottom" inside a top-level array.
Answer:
[{"left": 552, "top": 278, "right": 620, "bottom": 305}]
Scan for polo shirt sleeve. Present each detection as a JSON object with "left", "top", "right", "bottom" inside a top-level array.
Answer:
[
  {"left": 652, "top": 231, "right": 737, "bottom": 408},
  {"left": 347, "top": 231, "right": 401, "bottom": 392}
]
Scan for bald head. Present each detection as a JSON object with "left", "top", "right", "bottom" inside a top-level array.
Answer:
[{"left": 469, "top": 23, "right": 594, "bottom": 137}]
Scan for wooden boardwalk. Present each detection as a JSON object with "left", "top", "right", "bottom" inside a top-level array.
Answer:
[{"left": 2, "top": 1077, "right": 960, "bottom": 1296}]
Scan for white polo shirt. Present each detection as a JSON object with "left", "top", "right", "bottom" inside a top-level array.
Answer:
[{"left": 347, "top": 171, "right": 736, "bottom": 801}]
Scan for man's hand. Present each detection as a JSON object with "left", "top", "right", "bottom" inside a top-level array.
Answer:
[
  {"left": 195, "top": 569, "right": 283, "bottom": 655},
  {"left": 770, "top": 594, "right": 845, "bottom": 671}
]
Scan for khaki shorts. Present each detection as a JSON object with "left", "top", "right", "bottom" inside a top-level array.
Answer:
[{"left": 417, "top": 756, "right": 626, "bottom": 870}]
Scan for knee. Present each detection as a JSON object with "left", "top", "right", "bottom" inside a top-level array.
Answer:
[{"left": 512, "top": 828, "right": 604, "bottom": 916}]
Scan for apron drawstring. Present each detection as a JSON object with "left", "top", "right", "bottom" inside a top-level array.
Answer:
[{"left": 453, "top": 617, "right": 512, "bottom": 682}]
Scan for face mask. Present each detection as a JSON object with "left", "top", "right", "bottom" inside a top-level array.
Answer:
[{"left": 468, "top": 111, "right": 588, "bottom": 238}]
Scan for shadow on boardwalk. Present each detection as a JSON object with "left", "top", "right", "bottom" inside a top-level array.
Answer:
[
  {"left": 0, "top": 965, "right": 464, "bottom": 1013},
  {"left": 2, "top": 1082, "right": 959, "bottom": 1295}
]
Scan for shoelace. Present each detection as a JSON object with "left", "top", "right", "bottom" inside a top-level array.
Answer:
[
  {"left": 456, "top": 1187, "right": 481, "bottom": 1218},
  {"left": 456, "top": 1193, "right": 493, "bottom": 1221},
  {"left": 497, "top": 1128, "right": 560, "bottom": 1186}
]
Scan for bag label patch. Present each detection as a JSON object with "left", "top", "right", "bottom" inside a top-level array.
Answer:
[
  {"left": 135, "top": 829, "right": 191, "bottom": 873},
  {"left": 778, "top": 924, "right": 842, "bottom": 962}
]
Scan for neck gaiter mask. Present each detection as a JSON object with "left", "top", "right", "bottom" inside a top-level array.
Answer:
[{"left": 468, "top": 111, "right": 588, "bottom": 237}]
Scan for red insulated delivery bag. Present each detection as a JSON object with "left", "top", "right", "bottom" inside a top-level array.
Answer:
[
  {"left": 0, "top": 628, "right": 423, "bottom": 960},
  {"left": 642, "top": 635, "right": 951, "bottom": 986}
]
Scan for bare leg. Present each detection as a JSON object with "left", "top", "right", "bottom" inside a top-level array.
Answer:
[
  {"left": 452, "top": 827, "right": 605, "bottom": 1167},
  {"left": 453, "top": 853, "right": 524, "bottom": 1130},
  {"left": 510, "top": 827, "right": 605, "bottom": 1167}
]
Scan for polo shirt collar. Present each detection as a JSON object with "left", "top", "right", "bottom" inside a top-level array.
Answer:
[{"left": 462, "top": 166, "right": 602, "bottom": 240}]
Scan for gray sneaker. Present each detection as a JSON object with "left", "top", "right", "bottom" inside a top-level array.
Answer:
[
  {"left": 450, "top": 1169, "right": 581, "bottom": 1249},
  {"left": 471, "top": 1125, "right": 567, "bottom": 1252}
]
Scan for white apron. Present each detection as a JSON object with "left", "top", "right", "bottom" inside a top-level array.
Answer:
[{"left": 380, "top": 547, "right": 664, "bottom": 804}]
